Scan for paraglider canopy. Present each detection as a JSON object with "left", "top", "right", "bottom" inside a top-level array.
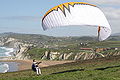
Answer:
[{"left": 42, "top": 2, "right": 111, "bottom": 41}]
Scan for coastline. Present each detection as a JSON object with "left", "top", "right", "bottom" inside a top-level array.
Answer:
[
  {"left": 0, "top": 60, "right": 74, "bottom": 71},
  {"left": 0, "top": 47, "right": 14, "bottom": 56}
]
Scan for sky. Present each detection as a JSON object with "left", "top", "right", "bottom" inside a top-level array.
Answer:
[{"left": 0, "top": 0, "right": 120, "bottom": 37}]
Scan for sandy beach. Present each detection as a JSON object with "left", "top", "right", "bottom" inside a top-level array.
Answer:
[{"left": 0, "top": 60, "right": 74, "bottom": 71}]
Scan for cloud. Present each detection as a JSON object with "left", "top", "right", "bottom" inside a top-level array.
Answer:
[
  {"left": 103, "top": 7, "right": 120, "bottom": 20},
  {"left": 101, "top": 7, "right": 120, "bottom": 34},
  {"left": 84, "top": 0, "right": 120, "bottom": 5}
]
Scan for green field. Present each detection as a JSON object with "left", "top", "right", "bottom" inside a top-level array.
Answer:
[
  {"left": 1, "top": 55, "right": 120, "bottom": 80},
  {"left": 25, "top": 41, "right": 120, "bottom": 60}
]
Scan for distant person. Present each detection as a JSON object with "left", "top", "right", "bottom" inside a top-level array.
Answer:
[{"left": 32, "top": 59, "right": 42, "bottom": 75}]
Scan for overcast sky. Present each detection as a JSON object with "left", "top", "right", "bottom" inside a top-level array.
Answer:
[{"left": 0, "top": 0, "right": 120, "bottom": 37}]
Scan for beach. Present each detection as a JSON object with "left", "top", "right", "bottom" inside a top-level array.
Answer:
[{"left": 0, "top": 60, "right": 74, "bottom": 71}]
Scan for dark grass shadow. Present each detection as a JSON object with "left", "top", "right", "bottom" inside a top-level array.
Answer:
[
  {"left": 51, "top": 69, "right": 84, "bottom": 74},
  {"left": 94, "top": 65, "right": 120, "bottom": 70}
]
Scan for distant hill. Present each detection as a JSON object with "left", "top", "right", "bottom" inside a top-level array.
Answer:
[
  {"left": 107, "top": 33, "right": 120, "bottom": 41},
  {"left": 111, "top": 33, "right": 120, "bottom": 36},
  {"left": 0, "top": 32, "right": 120, "bottom": 44},
  {"left": 0, "top": 32, "right": 97, "bottom": 46}
]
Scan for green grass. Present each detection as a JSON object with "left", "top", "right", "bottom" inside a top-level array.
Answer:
[
  {"left": 1, "top": 56, "right": 120, "bottom": 80},
  {"left": 25, "top": 41, "right": 120, "bottom": 60},
  {"left": 25, "top": 48, "right": 50, "bottom": 59}
]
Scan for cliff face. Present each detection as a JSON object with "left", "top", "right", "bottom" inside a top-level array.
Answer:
[
  {"left": 0, "top": 37, "right": 34, "bottom": 60},
  {"left": 41, "top": 50, "right": 120, "bottom": 60}
]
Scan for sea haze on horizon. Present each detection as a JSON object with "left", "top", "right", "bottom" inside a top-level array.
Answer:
[{"left": 0, "top": 26, "right": 97, "bottom": 37}]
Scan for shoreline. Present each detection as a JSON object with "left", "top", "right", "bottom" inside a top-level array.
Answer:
[
  {"left": 0, "top": 60, "right": 74, "bottom": 71},
  {"left": 0, "top": 47, "right": 14, "bottom": 57}
]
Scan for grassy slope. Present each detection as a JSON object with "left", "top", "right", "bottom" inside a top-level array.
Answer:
[{"left": 1, "top": 56, "right": 120, "bottom": 80}]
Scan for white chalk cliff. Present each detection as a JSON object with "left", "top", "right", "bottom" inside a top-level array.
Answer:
[{"left": 0, "top": 37, "right": 34, "bottom": 60}]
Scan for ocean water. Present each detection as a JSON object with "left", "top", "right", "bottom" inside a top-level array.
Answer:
[
  {"left": 0, "top": 63, "right": 9, "bottom": 73},
  {"left": 0, "top": 47, "right": 14, "bottom": 57},
  {"left": 0, "top": 47, "right": 16, "bottom": 73},
  {"left": 0, "top": 62, "right": 18, "bottom": 73}
]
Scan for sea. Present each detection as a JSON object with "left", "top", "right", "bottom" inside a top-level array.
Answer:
[
  {"left": 0, "top": 62, "right": 18, "bottom": 73},
  {"left": 0, "top": 47, "right": 14, "bottom": 57},
  {"left": 0, "top": 47, "right": 18, "bottom": 73}
]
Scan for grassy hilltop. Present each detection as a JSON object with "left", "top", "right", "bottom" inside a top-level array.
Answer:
[{"left": 1, "top": 55, "right": 120, "bottom": 80}]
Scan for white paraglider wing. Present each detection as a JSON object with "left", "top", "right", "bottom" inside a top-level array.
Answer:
[{"left": 42, "top": 2, "right": 111, "bottom": 41}]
